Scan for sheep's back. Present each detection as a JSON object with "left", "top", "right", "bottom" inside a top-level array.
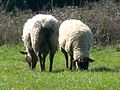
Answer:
[
  {"left": 22, "top": 14, "right": 59, "bottom": 52},
  {"left": 59, "top": 19, "right": 93, "bottom": 55}
]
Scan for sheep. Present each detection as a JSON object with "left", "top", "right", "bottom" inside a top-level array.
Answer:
[
  {"left": 20, "top": 14, "right": 59, "bottom": 71},
  {"left": 58, "top": 19, "right": 94, "bottom": 70}
]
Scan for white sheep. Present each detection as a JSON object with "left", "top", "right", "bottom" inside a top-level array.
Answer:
[
  {"left": 59, "top": 19, "right": 94, "bottom": 70},
  {"left": 20, "top": 14, "right": 59, "bottom": 71}
]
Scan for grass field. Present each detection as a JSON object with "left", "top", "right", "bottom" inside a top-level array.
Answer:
[{"left": 0, "top": 45, "right": 120, "bottom": 90}]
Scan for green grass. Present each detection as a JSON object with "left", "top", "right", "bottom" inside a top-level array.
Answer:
[{"left": 0, "top": 45, "right": 120, "bottom": 90}]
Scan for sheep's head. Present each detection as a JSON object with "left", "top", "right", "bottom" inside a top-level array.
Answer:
[
  {"left": 73, "top": 57, "right": 94, "bottom": 70},
  {"left": 20, "top": 51, "right": 32, "bottom": 67}
]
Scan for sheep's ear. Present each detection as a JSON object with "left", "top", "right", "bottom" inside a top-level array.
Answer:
[
  {"left": 88, "top": 58, "right": 94, "bottom": 63},
  {"left": 20, "top": 51, "right": 27, "bottom": 55}
]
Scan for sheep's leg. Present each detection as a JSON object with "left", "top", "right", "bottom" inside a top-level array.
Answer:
[
  {"left": 49, "top": 47, "right": 56, "bottom": 72},
  {"left": 38, "top": 53, "right": 44, "bottom": 71},
  {"left": 72, "top": 60, "right": 76, "bottom": 70},
  {"left": 61, "top": 48, "right": 69, "bottom": 68},
  {"left": 70, "top": 55, "right": 73, "bottom": 70},
  {"left": 43, "top": 54, "right": 47, "bottom": 71},
  {"left": 48, "top": 40, "right": 56, "bottom": 72},
  {"left": 28, "top": 49, "right": 38, "bottom": 69},
  {"left": 31, "top": 56, "right": 37, "bottom": 69},
  {"left": 49, "top": 52, "right": 54, "bottom": 72},
  {"left": 43, "top": 59, "right": 45, "bottom": 71}
]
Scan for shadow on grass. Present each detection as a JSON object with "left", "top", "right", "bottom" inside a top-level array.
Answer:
[
  {"left": 52, "top": 67, "right": 119, "bottom": 73},
  {"left": 90, "top": 66, "right": 119, "bottom": 72},
  {"left": 52, "top": 69, "right": 65, "bottom": 73}
]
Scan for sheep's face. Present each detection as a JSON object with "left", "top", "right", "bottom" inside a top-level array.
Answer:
[
  {"left": 20, "top": 51, "right": 32, "bottom": 67},
  {"left": 25, "top": 56, "right": 32, "bottom": 67},
  {"left": 74, "top": 57, "right": 94, "bottom": 70}
]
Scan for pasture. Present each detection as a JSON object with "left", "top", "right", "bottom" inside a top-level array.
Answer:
[{"left": 0, "top": 45, "right": 120, "bottom": 90}]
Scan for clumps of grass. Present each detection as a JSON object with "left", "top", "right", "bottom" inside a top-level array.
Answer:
[{"left": 0, "top": 44, "right": 120, "bottom": 90}]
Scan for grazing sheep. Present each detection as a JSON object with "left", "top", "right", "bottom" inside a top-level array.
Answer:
[
  {"left": 59, "top": 19, "right": 94, "bottom": 70},
  {"left": 20, "top": 14, "right": 59, "bottom": 71}
]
